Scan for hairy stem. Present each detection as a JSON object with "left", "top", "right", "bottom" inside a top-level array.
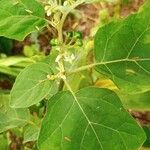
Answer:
[
  {"left": 51, "top": 1, "right": 86, "bottom": 91},
  {"left": 57, "top": 14, "right": 67, "bottom": 91}
]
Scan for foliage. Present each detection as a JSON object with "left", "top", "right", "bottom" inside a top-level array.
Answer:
[
  {"left": 0, "top": 94, "right": 30, "bottom": 133},
  {"left": 0, "top": 0, "right": 150, "bottom": 149},
  {"left": 95, "top": 2, "right": 150, "bottom": 94}
]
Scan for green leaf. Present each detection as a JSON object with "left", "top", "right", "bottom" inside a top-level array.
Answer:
[
  {"left": 23, "top": 124, "right": 40, "bottom": 143},
  {"left": 0, "top": 56, "right": 34, "bottom": 67},
  {"left": 0, "top": 65, "right": 21, "bottom": 76},
  {"left": 94, "top": 2, "right": 150, "bottom": 94},
  {"left": 0, "top": 94, "right": 30, "bottom": 133},
  {"left": 118, "top": 90, "right": 150, "bottom": 111},
  {"left": 38, "top": 87, "right": 145, "bottom": 150},
  {"left": 66, "top": 72, "right": 90, "bottom": 91},
  {"left": 10, "top": 62, "right": 56, "bottom": 108},
  {"left": 0, "top": 0, "right": 47, "bottom": 41},
  {"left": 0, "top": 134, "right": 8, "bottom": 150},
  {"left": 23, "top": 115, "right": 41, "bottom": 143},
  {"left": 143, "top": 126, "right": 150, "bottom": 148}
]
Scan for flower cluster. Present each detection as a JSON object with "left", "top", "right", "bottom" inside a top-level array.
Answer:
[
  {"left": 55, "top": 52, "right": 76, "bottom": 80},
  {"left": 44, "top": 0, "right": 75, "bottom": 17},
  {"left": 44, "top": 1, "right": 58, "bottom": 16},
  {"left": 55, "top": 52, "right": 75, "bottom": 64}
]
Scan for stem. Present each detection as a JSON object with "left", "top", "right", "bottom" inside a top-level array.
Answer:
[
  {"left": 57, "top": 13, "right": 68, "bottom": 42},
  {"left": 57, "top": 13, "right": 67, "bottom": 91},
  {"left": 50, "top": 1, "right": 86, "bottom": 91},
  {"left": 68, "top": 63, "right": 97, "bottom": 75},
  {"left": 58, "top": 79, "right": 64, "bottom": 91},
  {"left": 58, "top": 0, "right": 62, "bottom": 5}
]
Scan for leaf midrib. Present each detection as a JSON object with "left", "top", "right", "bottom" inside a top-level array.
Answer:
[{"left": 64, "top": 81, "right": 104, "bottom": 149}]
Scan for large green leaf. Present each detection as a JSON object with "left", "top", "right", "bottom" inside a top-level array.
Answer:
[
  {"left": 10, "top": 62, "right": 56, "bottom": 108},
  {"left": 0, "top": 94, "right": 30, "bottom": 133},
  {"left": 38, "top": 87, "right": 145, "bottom": 150},
  {"left": 94, "top": 2, "right": 150, "bottom": 94},
  {"left": 0, "top": 0, "right": 47, "bottom": 41}
]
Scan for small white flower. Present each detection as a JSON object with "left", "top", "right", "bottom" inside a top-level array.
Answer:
[
  {"left": 47, "top": 74, "right": 56, "bottom": 80},
  {"left": 61, "top": 74, "right": 66, "bottom": 80},
  {"left": 44, "top": 5, "right": 53, "bottom": 16},
  {"left": 64, "top": 53, "right": 75, "bottom": 64},
  {"left": 71, "top": 54, "right": 75, "bottom": 60},
  {"left": 58, "top": 73, "right": 66, "bottom": 80},
  {"left": 55, "top": 46, "right": 61, "bottom": 51},
  {"left": 47, "top": 10, "right": 52, "bottom": 16},
  {"left": 44, "top": 6, "right": 49, "bottom": 11},
  {"left": 47, "top": 74, "right": 51, "bottom": 79},
  {"left": 55, "top": 54, "right": 62, "bottom": 63},
  {"left": 63, "top": 1, "right": 69, "bottom": 6}
]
